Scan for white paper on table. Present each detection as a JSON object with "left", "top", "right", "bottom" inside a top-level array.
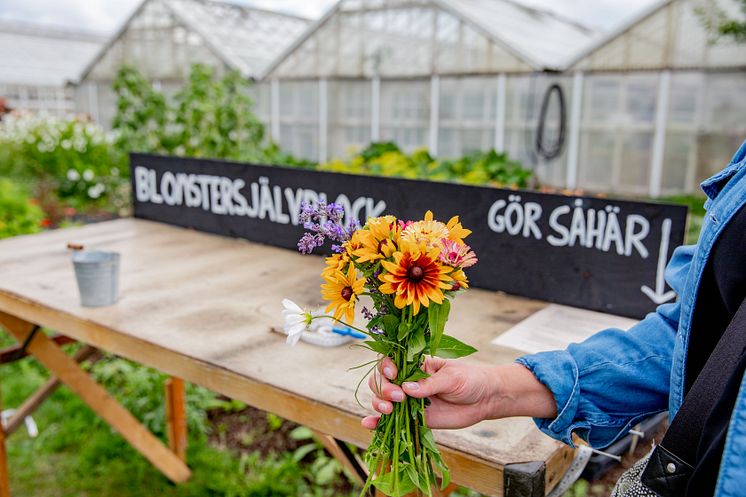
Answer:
[{"left": 491, "top": 304, "right": 639, "bottom": 354}]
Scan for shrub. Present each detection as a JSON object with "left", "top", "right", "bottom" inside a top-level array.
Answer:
[
  {"left": 319, "top": 142, "right": 533, "bottom": 188},
  {"left": 0, "top": 113, "right": 127, "bottom": 218},
  {"left": 0, "top": 179, "right": 45, "bottom": 239},
  {"left": 112, "top": 64, "right": 313, "bottom": 168}
]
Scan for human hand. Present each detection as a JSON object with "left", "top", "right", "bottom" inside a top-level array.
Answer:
[
  {"left": 361, "top": 357, "right": 557, "bottom": 430},
  {"left": 362, "top": 356, "right": 500, "bottom": 429}
]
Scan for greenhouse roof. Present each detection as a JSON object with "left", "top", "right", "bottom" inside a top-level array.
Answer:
[
  {"left": 263, "top": 0, "right": 601, "bottom": 78},
  {"left": 438, "top": 0, "right": 600, "bottom": 70},
  {"left": 165, "top": 0, "right": 311, "bottom": 78},
  {"left": 568, "top": 0, "right": 746, "bottom": 71},
  {"left": 80, "top": 0, "right": 311, "bottom": 82},
  {"left": 0, "top": 21, "right": 105, "bottom": 86}
]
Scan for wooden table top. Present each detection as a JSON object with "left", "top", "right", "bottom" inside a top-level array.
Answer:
[{"left": 0, "top": 218, "right": 571, "bottom": 496}]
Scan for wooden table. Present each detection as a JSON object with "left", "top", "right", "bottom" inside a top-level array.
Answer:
[{"left": 0, "top": 218, "right": 573, "bottom": 497}]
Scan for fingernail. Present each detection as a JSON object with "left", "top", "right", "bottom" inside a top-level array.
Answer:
[
  {"left": 383, "top": 367, "right": 395, "bottom": 379},
  {"left": 378, "top": 401, "right": 390, "bottom": 413},
  {"left": 403, "top": 382, "right": 419, "bottom": 391},
  {"left": 391, "top": 390, "right": 404, "bottom": 402}
]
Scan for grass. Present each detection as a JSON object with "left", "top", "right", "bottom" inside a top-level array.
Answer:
[{"left": 1, "top": 335, "right": 357, "bottom": 497}]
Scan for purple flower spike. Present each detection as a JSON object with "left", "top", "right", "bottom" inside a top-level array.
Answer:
[{"left": 297, "top": 233, "right": 319, "bottom": 254}]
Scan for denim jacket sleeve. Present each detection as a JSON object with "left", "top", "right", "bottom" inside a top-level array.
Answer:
[{"left": 516, "top": 244, "right": 695, "bottom": 448}]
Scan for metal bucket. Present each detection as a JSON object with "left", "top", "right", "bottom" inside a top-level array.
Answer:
[{"left": 71, "top": 251, "right": 120, "bottom": 307}]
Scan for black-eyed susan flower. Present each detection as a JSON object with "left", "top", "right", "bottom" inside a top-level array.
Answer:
[
  {"left": 321, "top": 265, "right": 365, "bottom": 322},
  {"left": 352, "top": 216, "right": 400, "bottom": 263},
  {"left": 378, "top": 240, "right": 453, "bottom": 314}
]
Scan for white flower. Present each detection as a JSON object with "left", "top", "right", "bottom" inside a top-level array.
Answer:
[
  {"left": 83, "top": 169, "right": 94, "bottom": 181},
  {"left": 67, "top": 169, "right": 80, "bottom": 181},
  {"left": 282, "top": 299, "right": 312, "bottom": 346}
]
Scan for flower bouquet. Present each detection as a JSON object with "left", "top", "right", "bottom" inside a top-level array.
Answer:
[{"left": 283, "top": 201, "right": 478, "bottom": 497}]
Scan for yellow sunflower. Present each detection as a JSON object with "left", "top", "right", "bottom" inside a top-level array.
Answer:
[
  {"left": 379, "top": 239, "right": 453, "bottom": 314},
  {"left": 321, "top": 265, "right": 365, "bottom": 322},
  {"left": 352, "top": 216, "right": 400, "bottom": 263}
]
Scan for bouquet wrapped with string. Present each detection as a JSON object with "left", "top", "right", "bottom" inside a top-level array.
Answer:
[{"left": 283, "top": 201, "right": 478, "bottom": 497}]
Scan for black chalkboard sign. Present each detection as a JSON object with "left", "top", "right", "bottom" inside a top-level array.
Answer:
[{"left": 130, "top": 153, "right": 688, "bottom": 318}]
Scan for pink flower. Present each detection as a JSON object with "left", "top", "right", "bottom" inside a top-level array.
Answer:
[{"left": 438, "top": 239, "right": 478, "bottom": 268}]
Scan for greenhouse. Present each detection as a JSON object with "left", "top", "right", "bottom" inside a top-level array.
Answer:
[
  {"left": 260, "top": 0, "right": 746, "bottom": 196},
  {"left": 74, "top": 0, "right": 309, "bottom": 129},
  {"left": 0, "top": 21, "right": 104, "bottom": 116}
]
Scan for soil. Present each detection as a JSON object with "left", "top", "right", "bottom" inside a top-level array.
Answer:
[
  {"left": 206, "top": 400, "right": 356, "bottom": 495},
  {"left": 206, "top": 401, "right": 305, "bottom": 457}
]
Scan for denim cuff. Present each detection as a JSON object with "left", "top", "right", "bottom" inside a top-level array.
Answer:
[{"left": 516, "top": 350, "right": 580, "bottom": 446}]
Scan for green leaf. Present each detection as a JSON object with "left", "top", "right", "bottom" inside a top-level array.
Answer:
[
  {"left": 433, "top": 453, "right": 451, "bottom": 489},
  {"left": 428, "top": 300, "right": 450, "bottom": 355},
  {"left": 406, "top": 328, "right": 426, "bottom": 362},
  {"left": 382, "top": 314, "right": 399, "bottom": 336},
  {"left": 403, "top": 368, "right": 430, "bottom": 382},
  {"left": 292, "top": 443, "right": 316, "bottom": 462},
  {"left": 405, "top": 463, "right": 420, "bottom": 489},
  {"left": 289, "top": 426, "right": 313, "bottom": 440},
  {"left": 372, "top": 468, "right": 416, "bottom": 496},
  {"left": 421, "top": 427, "right": 438, "bottom": 453},
  {"left": 433, "top": 334, "right": 477, "bottom": 359},
  {"left": 315, "top": 459, "right": 339, "bottom": 485},
  {"left": 397, "top": 321, "right": 410, "bottom": 341},
  {"left": 364, "top": 340, "right": 391, "bottom": 355}
]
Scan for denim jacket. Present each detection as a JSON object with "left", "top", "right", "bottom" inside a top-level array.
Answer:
[{"left": 517, "top": 139, "right": 746, "bottom": 496}]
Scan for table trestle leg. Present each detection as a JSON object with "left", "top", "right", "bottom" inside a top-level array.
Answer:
[
  {"left": 0, "top": 312, "right": 191, "bottom": 484},
  {"left": 164, "top": 377, "right": 187, "bottom": 461}
]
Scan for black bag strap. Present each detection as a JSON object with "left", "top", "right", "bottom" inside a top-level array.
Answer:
[
  {"left": 640, "top": 297, "right": 746, "bottom": 496},
  {"left": 661, "top": 296, "right": 746, "bottom": 463}
]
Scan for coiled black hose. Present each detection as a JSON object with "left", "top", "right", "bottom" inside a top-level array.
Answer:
[{"left": 535, "top": 82, "right": 567, "bottom": 161}]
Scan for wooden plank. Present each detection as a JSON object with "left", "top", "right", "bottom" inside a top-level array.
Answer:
[
  {"left": 4, "top": 345, "right": 97, "bottom": 435},
  {"left": 164, "top": 377, "right": 187, "bottom": 461},
  {"left": 0, "top": 335, "right": 76, "bottom": 364},
  {"left": 0, "top": 313, "right": 191, "bottom": 484},
  {"left": 0, "top": 219, "right": 573, "bottom": 496},
  {"left": 0, "top": 388, "right": 10, "bottom": 497}
]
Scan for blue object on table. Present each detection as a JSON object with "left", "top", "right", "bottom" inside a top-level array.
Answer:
[{"left": 332, "top": 326, "right": 366, "bottom": 339}]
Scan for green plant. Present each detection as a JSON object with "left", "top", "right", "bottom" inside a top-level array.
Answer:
[
  {"left": 289, "top": 426, "right": 348, "bottom": 487},
  {"left": 697, "top": 0, "right": 746, "bottom": 43},
  {"left": 0, "top": 179, "right": 45, "bottom": 239},
  {"left": 0, "top": 113, "right": 127, "bottom": 218},
  {"left": 319, "top": 142, "right": 533, "bottom": 188},
  {"left": 112, "top": 64, "right": 314, "bottom": 169}
]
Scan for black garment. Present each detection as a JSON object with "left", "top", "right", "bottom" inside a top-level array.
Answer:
[{"left": 684, "top": 202, "right": 746, "bottom": 496}]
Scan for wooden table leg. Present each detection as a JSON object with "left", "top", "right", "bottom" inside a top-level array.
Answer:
[
  {"left": 0, "top": 312, "right": 191, "bottom": 483},
  {"left": 5, "top": 345, "right": 97, "bottom": 435},
  {"left": 164, "top": 377, "right": 187, "bottom": 461},
  {"left": 0, "top": 388, "right": 10, "bottom": 497}
]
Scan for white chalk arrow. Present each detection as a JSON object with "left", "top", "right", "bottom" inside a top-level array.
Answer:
[{"left": 641, "top": 218, "right": 676, "bottom": 304}]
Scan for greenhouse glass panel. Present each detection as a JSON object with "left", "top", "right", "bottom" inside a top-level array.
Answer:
[
  {"left": 502, "top": 74, "right": 572, "bottom": 187},
  {"left": 661, "top": 72, "right": 703, "bottom": 194},
  {"left": 328, "top": 80, "right": 372, "bottom": 160},
  {"left": 695, "top": 72, "right": 746, "bottom": 184},
  {"left": 279, "top": 80, "right": 320, "bottom": 160},
  {"left": 437, "top": 76, "right": 496, "bottom": 158},
  {"left": 578, "top": 73, "right": 658, "bottom": 194},
  {"left": 380, "top": 79, "right": 429, "bottom": 152}
]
